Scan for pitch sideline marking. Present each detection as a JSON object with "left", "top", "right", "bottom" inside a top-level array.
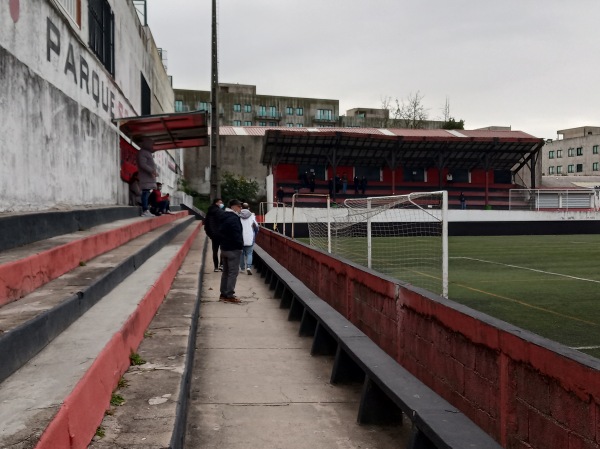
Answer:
[
  {"left": 453, "top": 284, "right": 598, "bottom": 327},
  {"left": 454, "top": 257, "right": 600, "bottom": 284},
  {"left": 571, "top": 345, "right": 600, "bottom": 350}
]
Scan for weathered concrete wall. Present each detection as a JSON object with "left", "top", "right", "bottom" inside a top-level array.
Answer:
[
  {"left": 257, "top": 230, "right": 600, "bottom": 449},
  {"left": 0, "top": 1, "right": 176, "bottom": 212},
  {"left": 183, "top": 135, "right": 268, "bottom": 197}
]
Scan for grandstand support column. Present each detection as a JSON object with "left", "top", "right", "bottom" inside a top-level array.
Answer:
[
  {"left": 325, "top": 134, "right": 342, "bottom": 202},
  {"left": 435, "top": 146, "right": 449, "bottom": 191},
  {"left": 367, "top": 198, "right": 372, "bottom": 269}
]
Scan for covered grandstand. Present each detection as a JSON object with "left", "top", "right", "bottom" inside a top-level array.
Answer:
[{"left": 260, "top": 127, "right": 545, "bottom": 209}]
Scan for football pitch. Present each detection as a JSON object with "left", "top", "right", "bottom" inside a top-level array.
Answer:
[
  {"left": 448, "top": 234, "right": 600, "bottom": 360},
  {"left": 304, "top": 234, "right": 600, "bottom": 359}
]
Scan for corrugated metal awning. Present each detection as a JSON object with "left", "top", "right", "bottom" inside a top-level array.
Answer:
[{"left": 113, "top": 111, "right": 209, "bottom": 151}]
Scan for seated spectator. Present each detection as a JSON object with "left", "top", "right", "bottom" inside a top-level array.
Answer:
[
  {"left": 128, "top": 172, "right": 142, "bottom": 206},
  {"left": 149, "top": 182, "right": 173, "bottom": 215}
]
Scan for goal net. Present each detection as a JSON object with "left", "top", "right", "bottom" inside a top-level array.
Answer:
[{"left": 304, "top": 191, "right": 448, "bottom": 297}]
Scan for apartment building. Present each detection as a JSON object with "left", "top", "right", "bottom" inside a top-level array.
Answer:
[
  {"left": 175, "top": 84, "right": 340, "bottom": 128},
  {"left": 542, "top": 127, "right": 600, "bottom": 177}
]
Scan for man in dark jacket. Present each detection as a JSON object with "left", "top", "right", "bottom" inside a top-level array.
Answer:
[
  {"left": 204, "top": 198, "right": 224, "bottom": 272},
  {"left": 217, "top": 199, "right": 244, "bottom": 302}
]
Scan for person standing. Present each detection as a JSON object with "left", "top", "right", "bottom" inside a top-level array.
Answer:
[
  {"left": 361, "top": 176, "right": 367, "bottom": 195},
  {"left": 218, "top": 199, "right": 244, "bottom": 302},
  {"left": 342, "top": 173, "right": 348, "bottom": 194},
  {"left": 353, "top": 175, "right": 359, "bottom": 194},
  {"left": 137, "top": 138, "right": 158, "bottom": 217},
  {"left": 459, "top": 192, "right": 467, "bottom": 210},
  {"left": 239, "top": 203, "right": 259, "bottom": 275},
  {"left": 309, "top": 172, "right": 316, "bottom": 193},
  {"left": 204, "top": 198, "right": 224, "bottom": 272},
  {"left": 277, "top": 186, "right": 285, "bottom": 204}
]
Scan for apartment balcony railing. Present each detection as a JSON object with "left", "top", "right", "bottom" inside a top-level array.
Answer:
[
  {"left": 255, "top": 112, "right": 281, "bottom": 120},
  {"left": 313, "top": 115, "right": 339, "bottom": 123}
]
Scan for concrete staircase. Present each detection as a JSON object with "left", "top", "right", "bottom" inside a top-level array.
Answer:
[{"left": 0, "top": 207, "right": 204, "bottom": 449}]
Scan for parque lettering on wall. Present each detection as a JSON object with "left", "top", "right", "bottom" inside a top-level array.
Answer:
[{"left": 46, "top": 17, "right": 130, "bottom": 120}]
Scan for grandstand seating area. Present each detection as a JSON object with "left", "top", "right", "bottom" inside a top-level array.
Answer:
[
  {"left": 274, "top": 179, "right": 520, "bottom": 209},
  {"left": 0, "top": 206, "right": 202, "bottom": 448}
]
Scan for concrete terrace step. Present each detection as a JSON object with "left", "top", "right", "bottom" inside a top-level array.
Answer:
[
  {"left": 0, "top": 215, "right": 196, "bottom": 384},
  {"left": 0, "top": 211, "right": 189, "bottom": 307},
  {"left": 0, "top": 221, "right": 201, "bottom": 449},
  {"left": 88, "top": 230, "right": 205, "bottom": 449}
]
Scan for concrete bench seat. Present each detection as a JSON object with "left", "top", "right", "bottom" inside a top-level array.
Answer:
[{"left": 253, "top": 245, "right": 502, "bottom": 449}]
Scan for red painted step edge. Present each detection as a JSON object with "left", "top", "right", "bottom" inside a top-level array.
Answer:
[
  {"left": 0, "top": 211, "right": 188, "bottom": 307},
  {"left": 34, "top": 221, "right": 202, "bottom": 449}
]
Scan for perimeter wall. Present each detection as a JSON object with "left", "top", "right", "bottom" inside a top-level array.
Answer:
[{"left": 256, "top": 230, "right": 600, "bottom": 449}]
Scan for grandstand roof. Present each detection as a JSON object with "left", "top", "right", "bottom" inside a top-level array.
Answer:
[{"left": 256, "top": 127, "right": 544, "bottom": 171}]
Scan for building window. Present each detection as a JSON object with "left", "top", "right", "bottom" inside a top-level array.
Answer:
[
  {"left": 58, "top": 0, "right": 81, "bottom": 25},
  {"left": 296, "top": 107, "right": 304, "bottom": 116},
  {"left": 258, "top": 105, "right": 266, "bottom": 116},
  {"left": 296, "top": 123, "right": 303, "bottom": 127},
  {"left": 286, "top": 107, "right": 294, "bottom": 115},
  {"left": 268, "top": 121, "right": 277, "bottom": 126},
  {"left": 316, "top": 109, "right": 333, "bottom": 120},
  {"left": 557, "top": 165, "right": 562, "bottom": 174},
  {"left": 594, "top": 145, "right": 598, "bottom": 154},
  {"left": 244, "top": 104, "right": 252, "bottom": 112},
  {"left": 557, "top": 150, "right": 562, "bottom": 158},
  {"left": 175, "top": 100, "right": 184, "bottom": 112},
  {"left": 549, "top": 150, "right": 554, "bottom": 159},
  {"left": 88, "top": 0, "right": 115, "bottom": 76},
  {"left": 233, "top": 120, "right": 241, "bottom": 126},
  {"left": 244, "top": 121, "right": 252, "bottom": 126},
  {"left": 259, "top": 121, "right": 266, "bottom": 126},
  {"left": 593, "top": 162, "right": 599, "bottom": 171},
  {"left": 233, "top": 104, "right": 241, "bottom": 112},
  {"left": 197, "top": 101, "right": 209, "bottom": 111},
  {"left": 576, "top": 164, "right": 583, "bottom": 173},
  {"left": 287, "top": 123, "right": 294, "bottom": 127},
  {"left": 268, "top": 106, "right": 277, "bottom": 118},
  {"left": 548, "top": 166, "right": 554, "bottom": 175},
  {"left": 576, "top": 147, "right": 583, "bottom": 156},
  {"left": 568, "top": 164, "right": 574, "bottom": 173},
  {"left": 568, "top": 148, "right": 574, "bottom": 157}
]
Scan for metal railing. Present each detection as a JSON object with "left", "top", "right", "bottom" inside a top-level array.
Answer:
[{"left": 509, "top": 189, "right": 600, "bottom": 211}]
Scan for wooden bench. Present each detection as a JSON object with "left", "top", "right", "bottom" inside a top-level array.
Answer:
[{"left": 253, "top": 246, "right": 502, "bottom": 449}]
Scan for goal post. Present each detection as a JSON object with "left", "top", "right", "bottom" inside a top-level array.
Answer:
[
  {"left": 303, "top": 191, "right": 448, "bottom": 297},
  {"left": 291, "top": 193, "right": 332, "bottom": 253}
]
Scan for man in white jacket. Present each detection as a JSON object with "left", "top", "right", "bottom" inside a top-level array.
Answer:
[{"left": 239, "top": 203, "right": 259, "bottom": 275}]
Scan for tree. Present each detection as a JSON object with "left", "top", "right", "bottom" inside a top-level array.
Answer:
[
  {"left": 439, "top": 97, "right": 465, "bottom": 129},
  {"left": 442, "top": 117, "right": 465, "bottom": 130},
  {"left": 395, "top": 91, "right": 429, "bottom": 129},
  {"left": 221, "top": 171, "right": 260, "bottom": 204}
]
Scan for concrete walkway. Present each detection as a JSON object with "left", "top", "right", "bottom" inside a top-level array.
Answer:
[{"left": 184, "top": 245, "right": 410, "bottom": 449}]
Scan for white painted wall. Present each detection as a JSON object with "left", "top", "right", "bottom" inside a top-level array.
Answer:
[{"left": 0, "top": 0, "right": 178, "bottom": 212}]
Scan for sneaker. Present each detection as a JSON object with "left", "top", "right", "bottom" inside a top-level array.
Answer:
[
  {"left": 223, "top": 296, "right": 241, "bottom": 303},
  {"left": 214, "top": 268, "right": 220, "bottom": 272},
  {"left": 141, "top": 210, "right": 155, "bottom": 217},
  {"left": 246, "top": 268, "right": 252, "bottom": 275},
  {"left": 166, "top": 210, "right": 175, "bottom": 215},
  {"left": 218, "top": 266, "right": 223, "bottom": 271}
]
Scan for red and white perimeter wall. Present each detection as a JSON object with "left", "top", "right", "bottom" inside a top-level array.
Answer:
[{"left": 257, "top": 230, "right": 600, "bottom": 449}]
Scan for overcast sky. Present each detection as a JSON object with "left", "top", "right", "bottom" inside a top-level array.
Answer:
[{"left": 145, "top": 1, "right": 600, "bottom": 140}]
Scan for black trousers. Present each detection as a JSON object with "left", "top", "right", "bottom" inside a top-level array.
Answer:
[{"left": 211, "top": 238, "right": 221, "bottom": 269}]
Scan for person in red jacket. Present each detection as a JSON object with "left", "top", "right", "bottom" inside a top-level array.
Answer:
[{"left": 149, "top": 182, "right": 172, "bottom": 216}]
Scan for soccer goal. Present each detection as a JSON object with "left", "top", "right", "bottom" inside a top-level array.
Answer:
[
  {"left": 259, "top": 201, "right": 287, "bottom": 235},
  {"left": 304, "top": 191, "right": 448, "bottom": 297}
]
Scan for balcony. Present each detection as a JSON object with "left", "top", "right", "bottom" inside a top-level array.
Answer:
[
  {"left": 313, "top": 115, "right": 339, "bottom": 124},
  {"left": 255, "top": 111, "right": 281, "bottom": 121}
]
